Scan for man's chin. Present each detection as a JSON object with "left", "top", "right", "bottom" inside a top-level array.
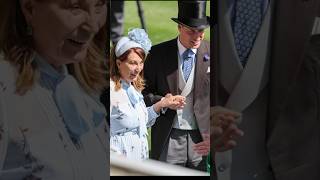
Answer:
[{"left": 191, "top": 42, "right": 201, "bottom": 49}]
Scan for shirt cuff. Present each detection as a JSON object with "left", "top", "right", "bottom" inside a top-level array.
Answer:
[
  {"left": 161, "top": 107, "right": 168, "bottom": 114},
  {"left": 150, "top": 104, "right": 160, "bottom": 118},
  {"left": 159, "top": 97, "right": 168, "bottom": 114}
]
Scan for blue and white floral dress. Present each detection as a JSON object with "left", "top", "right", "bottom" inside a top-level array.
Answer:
[
  {"left": 0, "top": 55, "right": 108, "bottom": 180},
  {"left": 110, "top": 80, "right": 159, "bottom": 160}
]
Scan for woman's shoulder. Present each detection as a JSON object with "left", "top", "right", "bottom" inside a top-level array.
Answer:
[{"left": 110, "top": 79, "right": 129, "bottom": 105}]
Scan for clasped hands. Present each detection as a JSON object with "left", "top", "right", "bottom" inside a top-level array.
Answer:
[
  {"left": 160, "top": 93, "right": 186, "bottom": 110},
  {"left": 153, "top": 93, "right": 186, "bottom": 113}
]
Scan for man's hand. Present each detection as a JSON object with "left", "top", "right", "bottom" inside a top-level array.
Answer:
[
  {"left": 193, "top": 133, "right": 210, "bottom": 156},
  {"left": 211, "top": 106, "right": 244, "bottom": 152}
]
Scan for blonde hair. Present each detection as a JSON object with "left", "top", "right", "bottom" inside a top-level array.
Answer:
[
  {"left": 0, "top": 0, "right": 108, "bottom": 95},
  {"left": 110, "top": 45, "right": 146, "bottom": 92}
]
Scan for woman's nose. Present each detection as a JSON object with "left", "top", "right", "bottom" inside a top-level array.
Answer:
[
  {"left": 135, "top": 66, "right": 141, "bottom": 73},
  {"left": 134, "top": 65, "right": 141, "bottom": 73}
]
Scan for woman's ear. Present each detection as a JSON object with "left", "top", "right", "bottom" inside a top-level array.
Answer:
[
  {"left": 20, "top": 0, "right": 34, "bottom": 25},
  {"left": 116, "top": 59, "right": 121, "bottom": 68}
]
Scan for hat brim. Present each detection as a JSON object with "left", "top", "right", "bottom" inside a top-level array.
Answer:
[{"left": 171, "top": 16, "right": 210, "bottom": 30}]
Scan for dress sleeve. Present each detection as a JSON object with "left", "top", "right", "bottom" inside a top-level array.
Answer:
[{"left": 146, "top": 105, "right": 160, "bottom": 128}]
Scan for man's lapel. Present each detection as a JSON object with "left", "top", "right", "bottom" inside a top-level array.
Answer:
[
  {"left": 165, "top": 39, "right": 179, "bottom": 95},
  {"left": 194, "top": 41, "right": 209, "bottom": 97},
  {"left": 218, "top": 0, "right": 243, "bottom": 94},
  {"left": 225, "top": 0, "right": 272, "bottom": 111}
]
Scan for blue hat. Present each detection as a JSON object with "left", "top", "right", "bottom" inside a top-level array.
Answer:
[{"left": 115, "top": 28, "right": 152, "bottom": 57}]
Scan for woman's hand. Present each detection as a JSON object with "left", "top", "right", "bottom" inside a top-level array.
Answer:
[
  {"left": 161, "top": 93, "right": 186, "bottom": 110},
  {"left": 153, "top": 93, "right": 186, "bottom": 113}
]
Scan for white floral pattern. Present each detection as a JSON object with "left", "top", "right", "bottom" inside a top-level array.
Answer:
[
  {"left": 110, "top": 80, "right": 158, "bottom": 160},
  {"left": 0, "top": 59, "right": 108, "bottom": 180}
]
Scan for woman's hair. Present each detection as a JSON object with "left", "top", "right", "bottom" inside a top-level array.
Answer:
[
  {"left": 0, "top": 0, "right": 108, "bottom": 95},
  {"left": 110, "top": 45, "right": 146, "bottom": 92}
]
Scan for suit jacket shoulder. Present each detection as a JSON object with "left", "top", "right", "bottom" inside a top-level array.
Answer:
[
  {"left": 200, "top": 40, "right": 210, "bottom": 52},
  {"left": 146, "top": 38, "right": 177, "bottom": 67},
  {"left": 150, "top": 38, "right": 177, "bottom": 53},
  {"left": 143, "top": 38, "right": 178, "bottom": 105}
]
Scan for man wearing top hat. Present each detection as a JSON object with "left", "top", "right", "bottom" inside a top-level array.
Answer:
[{"left": 143, "top": 0, "right": 210, "bottom": 171}]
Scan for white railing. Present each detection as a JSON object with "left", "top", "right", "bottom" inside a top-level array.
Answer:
[{"left": 110, "top": 152, "right": 210, "bottom": 176}]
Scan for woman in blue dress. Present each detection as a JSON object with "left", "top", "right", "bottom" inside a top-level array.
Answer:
[
  {"left": 110, "top": 28, "right": 186, "bottom": 160},
  {"left": 0, "top": 0, "right": 108, "bottom": 179}
]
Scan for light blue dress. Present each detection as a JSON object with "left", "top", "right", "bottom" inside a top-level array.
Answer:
[
  {"left": 0, "top": 55, "right": 108, "bottom": 180},
  {"left": 110, "top": 80, "right": 159, "bottom": 160}
]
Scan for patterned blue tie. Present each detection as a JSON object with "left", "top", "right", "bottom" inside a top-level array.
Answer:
[
  {"left": 233, "top": 0, "right": 263, "bottom": 67},
  {"left": 182, "top": 49, "right": 194, "bottom": 81}
]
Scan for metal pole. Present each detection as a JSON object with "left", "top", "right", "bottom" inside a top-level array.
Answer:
[
  {"left": 136, "top": 0, "right": 147, "bottom": 32},
  {"left": 111, "top": 152, "right": 209, "bottom": 176}
]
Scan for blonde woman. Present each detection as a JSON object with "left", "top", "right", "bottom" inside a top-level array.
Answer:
[
  {"left": 110, "top": 28, "right": 186, "bottom": 160},
  {"left": 0, "top": 0, "right": 109, "bottom": 179}
]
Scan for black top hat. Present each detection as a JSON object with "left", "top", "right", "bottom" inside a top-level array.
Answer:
[{"left": 171, "top": 0, "right": 210, "bottom": 30}]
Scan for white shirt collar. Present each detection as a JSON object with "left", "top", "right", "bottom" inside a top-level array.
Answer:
[{"left": 177, "top": 36, "right": 197, "bottom": 57}]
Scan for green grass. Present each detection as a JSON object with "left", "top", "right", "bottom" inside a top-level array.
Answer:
[{"left": 123, "top": 1, "right": 210, "bottom": 46}]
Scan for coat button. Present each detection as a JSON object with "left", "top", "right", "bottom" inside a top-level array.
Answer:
[{"left": 218, "top": 164, "right": 227, "bottom": 172}]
